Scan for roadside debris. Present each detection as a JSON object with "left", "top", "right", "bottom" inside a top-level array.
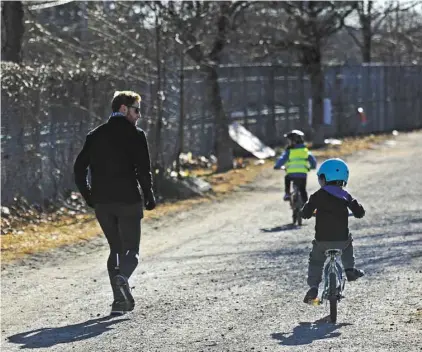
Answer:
[
  {"left": 1, "top": 193, "right": 88, "bottom": 235},
  {"left": 229, "top": 122, "right": 276, "bottom": 159},
  {"left": 324, "top": 138, "right": 343, "bottom": 146},
  {"left": 178, "top": 152, "right": 217, "bottom": 170}
]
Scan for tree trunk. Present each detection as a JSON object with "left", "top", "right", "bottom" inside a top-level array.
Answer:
[
  {"left": 362, "top": 16, "right": 372, "bottom": 63},
  {"left": 153, "top": 21, "right": 163, "bottom": 167},
  {"left": 1, "top": 1, "right": 24, "bottom": 63},
  {"left": 266, "top": 66, "right": 277, "bottom": 146},
  {"left": 176, "top": 50, "right": 185, "bottom": 178},
  {"left": 203, "top": 66, "right": 233, "bottom": 172},
  {"left": 302, "top": 43, "right": 325, "bottom": 147},
  {"left": 152, "top": 19, "right": 165, "bottom": 195}
]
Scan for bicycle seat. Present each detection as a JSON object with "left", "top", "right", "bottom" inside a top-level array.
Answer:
[{"left": 325, "top": 249, "right": 342, "bottom": 257}]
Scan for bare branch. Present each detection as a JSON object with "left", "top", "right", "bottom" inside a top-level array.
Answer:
[
  {"left": 345, "top": 25, "right": 364, "bottom": 49},
  {"left": 26, "top": 0, "right": 74, "bottom": 11}
]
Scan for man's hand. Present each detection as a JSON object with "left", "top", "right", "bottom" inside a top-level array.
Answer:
[
  {"left": 144, "top": 189, "right": 156, "bottom": 211},
  {"left": 82, "top": 192, "right": 94, "bottom": 208},
  {"left": 85, "top": 199, "right": 94, "bottom": 208}
]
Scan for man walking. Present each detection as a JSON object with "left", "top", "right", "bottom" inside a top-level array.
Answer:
[{"left": 74, "top": 90, "right": 156, "bottom": 315}]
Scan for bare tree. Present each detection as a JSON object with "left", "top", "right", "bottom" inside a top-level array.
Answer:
[
  {"left": 346, "top": 0, "right": 421, "bottom": 63},
  {"left": 374, "top": 2, "right": 422, "bottom": 63},
  {"left": 257, "top": 1, "right": 356, "bottom": 145},
  {"left": 1, "top": 1, "right": 25, "bottom": 63},
  {"left": 158, "top": 1, "right": 250, "bottom": 172},
  {"left": 23, "top": 2, "right": 182, "bottom": 167},
  {"left": 23, "top": 2, "right": 155, "bottom": 78}
]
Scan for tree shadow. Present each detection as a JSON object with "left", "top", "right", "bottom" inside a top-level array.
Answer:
[
  {"left": 271, "top": 316, "right": 352, "bottom": 346},
  {"left": 7, "top": 315, "right": 129, "bottom": 349},
  {"left": 261, "top": 224, "right": 305, "bottom": 233},
  {"left": 357, "top": 235, "right": 422, "bottom": 272},
  {"left": 350, "top": 212, "right": 422, "bottom": 232}
]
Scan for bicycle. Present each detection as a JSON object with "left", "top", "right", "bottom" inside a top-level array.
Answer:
[
  {"left": 290, "top": 181, "right": 304, "bottom": 226},
  {"left": 312, "top": 248, "right": 346, "bottom": 323},
  {"left": 278, "top": 166, "right": 305, "bottom": 226}
]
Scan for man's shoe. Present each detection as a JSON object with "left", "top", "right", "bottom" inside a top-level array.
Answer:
[
  {"left": 112, "top": 274, "right": 135, "bottom": 311},
  {"left": 110, "top": 300, "right": 129, "bottom": 316}
]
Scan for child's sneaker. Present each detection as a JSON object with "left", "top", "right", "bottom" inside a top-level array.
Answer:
[
  {"left": 283, "top": 193, "right": 291, "bottom": 201},
  {"left": 303, "top": 287, "right": 318, "bottom": 303},
  {"left": 345, "top": 268, "right": 365, "bottom": 281}
]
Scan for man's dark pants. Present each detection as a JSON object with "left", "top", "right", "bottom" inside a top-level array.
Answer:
[{"left": 94, "top": 203, "right": 143, "bottom": 300}]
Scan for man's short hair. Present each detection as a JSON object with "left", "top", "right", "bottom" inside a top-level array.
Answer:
[{"left": 111, "top": 91, "right": 141, "bottom": 112}]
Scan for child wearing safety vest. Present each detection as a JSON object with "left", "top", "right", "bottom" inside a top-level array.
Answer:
[
  {"left": 301, "top": 158, "right": 365, "bottom": 303},
  {"left": 273, "top": 130, "right": 317, "bottom": 202}
]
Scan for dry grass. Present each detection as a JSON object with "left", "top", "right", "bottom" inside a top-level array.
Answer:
[
  {"left": 0, "top": 133, "right": 395, "bottom": 263},
  {"left": 192, "top": 159, "right": 270, "bottom": 194},
  {"left": 1, "top": 214, "right": 100, "bottom": 263},
  {"left": 310, "top": 134, "right": 390, "bottom": 158}
]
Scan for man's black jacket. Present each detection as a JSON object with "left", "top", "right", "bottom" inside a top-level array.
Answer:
[{"left": 74, "top": 114, "right": 153, "bottom": 206}]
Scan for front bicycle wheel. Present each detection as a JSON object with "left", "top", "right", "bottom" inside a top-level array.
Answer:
[{"left": 329, "top": 272, "right": 338, "bottom": 323}]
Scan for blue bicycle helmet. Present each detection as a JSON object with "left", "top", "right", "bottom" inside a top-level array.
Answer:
[{"left": 317, "top": 158, "right": 349, "bottom": 185}]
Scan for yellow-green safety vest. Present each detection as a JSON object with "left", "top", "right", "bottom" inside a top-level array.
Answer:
[{"left": 285, "top": 147, "right": 310, "bottom": 174}]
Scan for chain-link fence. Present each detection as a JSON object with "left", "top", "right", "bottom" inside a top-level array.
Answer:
[
  {"left": 2, "top": 62, "right": 422, "bottom": 205},
  {"left": 1, "top": 63, "right": 153, "bottom": 205}
]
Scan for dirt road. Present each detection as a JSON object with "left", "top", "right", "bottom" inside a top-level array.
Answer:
[{"left": 2, "top": 132, "right": 421, "bottom": 352}]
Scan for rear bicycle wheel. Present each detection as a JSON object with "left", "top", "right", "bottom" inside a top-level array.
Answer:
[
  {"left": 329, "top": 272, "right": 338, "bottom": 323},
  {"left": 296, "top": 191, "right": 303, "bottom": 226},
  {"left": 291, "top": 199, "right": 297, "bottom": 224},
  {"left": 292, "top": 210, "right": 297, "bottom": 225},
  {"left": 297, "top": 211, "right": 302, "bottom": 226}
]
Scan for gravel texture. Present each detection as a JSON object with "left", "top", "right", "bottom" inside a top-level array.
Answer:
[{"left": 2, "top": 132, "right": 421, "bottom": 352}]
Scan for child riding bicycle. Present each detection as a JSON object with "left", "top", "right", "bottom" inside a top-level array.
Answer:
[
  {"left": 301, "top": 158, "right": 365, "bottom": 304},
  {"left": 273, "top": 130, "right": 317, "bottom": 202}
]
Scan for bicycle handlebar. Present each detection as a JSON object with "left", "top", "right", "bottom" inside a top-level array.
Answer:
[
  {"left": 275, "top": 166, "right": 313, "bottom": 171},
  {"left": 312, "top": 210, "right": 354, "bottom": 217}
]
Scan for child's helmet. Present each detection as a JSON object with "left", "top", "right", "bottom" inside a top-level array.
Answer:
[
  {"left": 317, "top": 158, "right": 349, "bottom": 185},
  {"left": 284, "top": 129, "right": 305, "bottom": 144}
]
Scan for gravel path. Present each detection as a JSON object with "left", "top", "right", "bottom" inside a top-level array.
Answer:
[{"left": 2, "top": 132, "right": 421, "bottom": 352}]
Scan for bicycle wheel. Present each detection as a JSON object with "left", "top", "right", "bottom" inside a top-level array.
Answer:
[
  {"left": 329, "top": 272, "right": 338, "bottom": 323},
  {"left": 295, "top": 190, "right": 303, "bottom": 226},
  {"left": 297, "top": 212, "right": 302, "bottom": 226}
]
